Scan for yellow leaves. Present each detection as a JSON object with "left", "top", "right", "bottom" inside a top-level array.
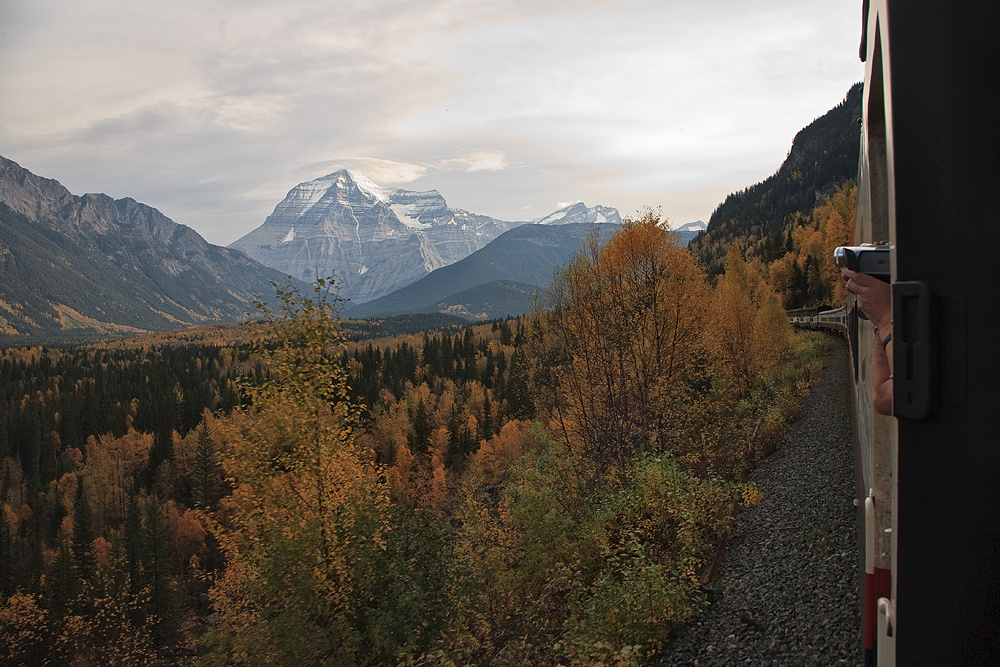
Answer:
[
  {"left": 389, "top": 441, "right": 414, "bottom": 500},
  {"left": 166, "top": 504, "right": 208, "bottom": 573},
  {"left": 0, "top": 592, "right": 49, "bottom": 665},
  {"left": 533, "top": 209, "right": 710, "bottom": 468},
  {"left": 708, "top": 246, "right": 792, "bottom": 391},
  {"left": 741, "top": 483, "right": 764, "bottom": 507},
  {"left": 770, "top": 181, "right": 857, "bottom": 307},
  {"left": 204, "top": 280, "right": 394, "bottom": 663},
  {"left": 428, "top": 447, "right": 449, "bottom": 513}
]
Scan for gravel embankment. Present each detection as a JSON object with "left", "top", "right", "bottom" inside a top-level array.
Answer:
[{"left": 661, "top": 340, "right": 862, "bottom": 667}]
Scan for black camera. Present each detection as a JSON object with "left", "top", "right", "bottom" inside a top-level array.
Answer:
[{"left": 834, "top": 244, "right": 891, "bottom": 281}]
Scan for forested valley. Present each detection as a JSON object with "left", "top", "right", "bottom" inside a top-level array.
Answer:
[{"left": 0, "top": 201, "right": 854, "bottom": 666}]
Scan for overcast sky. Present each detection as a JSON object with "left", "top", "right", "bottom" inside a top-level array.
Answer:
[{"left": 0, "top": 0, "right": 863, "bottom": 246}]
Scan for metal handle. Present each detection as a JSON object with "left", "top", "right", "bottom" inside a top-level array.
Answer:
[{"left": 892, "top": 281, "right": 935, "bottom": 420}]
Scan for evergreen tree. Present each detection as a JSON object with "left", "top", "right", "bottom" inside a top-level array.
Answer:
[
  {"left": 464, "top": 332, "right": 478, "bottom": 381},
  {"left": 482, "top": 349, "right": 495, "bottom": 389},
  {"left": 478, "top": 393, "right": 494, "bottom": 442},
  {"left": 786, "top": 261, "right": 808, "bottom": 309},
  {"left": 45, "top": 539, "right": 77, "bottom": 618},
  {"left": 192, "top": 419, "right": 221, "bottom": 510},
  {"left": 446, "top": 410, "right": 462, "bottom": 468},
  {"left": 25, "top": 502, "right": 44, "bottom": 594},
  {"left": 505, "top": 348, "right": 534, "bottom": 420},
  {"left": 805, "top": 254, "right": 828, "bottom": 305},
  {"left": 124, "top": 490, "right": 142, "bottom": 594},
  {"left": 499, "top": 320, "right": 513, "bottom": 346},
  {"left": 145, "top": 427, "right": 174, "bottom": 490},
  {"left": 72, "top": 478, "right": 96, "bottom": 583},
  {"left": 0, "top": 500, "right": 14, "bottom": 598},
  {"left": 409, "top": 398, "right": 432, "bottom": 454},
  {"left": 493, "top": 351, "right": 508, "bottom": 398},
  {"left": 141, "top": 495, "right": 178, "bottom": 647}
]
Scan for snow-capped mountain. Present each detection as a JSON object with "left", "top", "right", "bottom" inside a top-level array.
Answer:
[
  {"left": 230, "top": 170, "right": 621, "bottom": 304},
  {"left": 535, "top": 202, "right": 622, "bottom": 226},
  {"left": 675, "top": 220, "right": 707, "bottom": 233}
]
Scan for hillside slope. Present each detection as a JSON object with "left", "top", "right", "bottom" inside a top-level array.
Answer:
[
  {"left": 689, "top": 83, "right": 862, "bottom": 275},
  {"left": 0, "top": 156, "right": 299, "bottom": 342},
  {"left": 342, "top": 223, "right": 617, "bottom": 319}
]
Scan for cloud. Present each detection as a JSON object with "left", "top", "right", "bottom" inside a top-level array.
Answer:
[
  {"left": 438, "top": 149, "right": 509, "bottom": 172},
  {"left": 0, "top": 0, "right": 863, "bottom": 246},
  {"left": 295, "top": 158, "right": 428, "bottom": 185}
]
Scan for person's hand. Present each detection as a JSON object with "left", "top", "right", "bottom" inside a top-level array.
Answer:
[{"left": 841, "top": 268, "right": 892, "bottom": 333}]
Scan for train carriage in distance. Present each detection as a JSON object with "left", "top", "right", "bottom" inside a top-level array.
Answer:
[{"left": 793, "top": 1, "right": 1000, "bottom": 665}]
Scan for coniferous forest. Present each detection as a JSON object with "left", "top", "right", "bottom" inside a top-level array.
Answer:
[{"left": 0, "top": 207, "right": 854, "bottom": 666}]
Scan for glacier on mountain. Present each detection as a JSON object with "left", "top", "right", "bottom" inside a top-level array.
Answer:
[{"left": 229, "top": 170, "right": 621, "bottom": 305}]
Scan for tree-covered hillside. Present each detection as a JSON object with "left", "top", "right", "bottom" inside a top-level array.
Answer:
[{"left": 690, "top": 83, "right": 862, "bottom": 276}]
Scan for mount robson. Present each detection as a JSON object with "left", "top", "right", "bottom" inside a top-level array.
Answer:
[{"left": 228, "top": 169, "right": 624, "bottom": 307}]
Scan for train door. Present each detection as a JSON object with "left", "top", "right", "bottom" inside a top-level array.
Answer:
[{"left": 860, "top": 1, "right": 1000, "bottom": 664}]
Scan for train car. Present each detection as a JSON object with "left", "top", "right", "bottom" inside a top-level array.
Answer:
[
  {"left": 851, "top": 1, "right": 1000, "bottom": 665},
  {"left": 787, "top": 305, "right": 848, "bottom": 336}
]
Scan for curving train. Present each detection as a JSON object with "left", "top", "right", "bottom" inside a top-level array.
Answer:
[{"left": 785, "top": 306, "right": 847, "bottom": 337}]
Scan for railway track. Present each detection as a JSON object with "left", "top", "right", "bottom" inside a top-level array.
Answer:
[{"left": 661, "top": 341, "right": 861, "bottom": 666}]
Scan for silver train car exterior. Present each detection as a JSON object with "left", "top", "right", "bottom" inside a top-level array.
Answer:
[{"left": 786, "top": 306, "right": 848, "bottom": 336}]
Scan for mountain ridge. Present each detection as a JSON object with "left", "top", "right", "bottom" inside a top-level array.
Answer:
[
  {"left": 342, "top": 222, "right": 619, "bottom": 320},
  {"left": 0, "top": 155, "right": 301, "bottom": 342},
  {"left": 689, "top": 83, "right": 863, "bottom": 274}
]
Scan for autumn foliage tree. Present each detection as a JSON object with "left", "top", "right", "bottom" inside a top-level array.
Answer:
[
  {"left": 0, "top": 202, "right": 832, "bottom": 665},
  {"left": 769, "top": 182, "right": 857, "bottom": 308},
  {"left": 532, "top": 210, "right": 710, "bottom": 468},
  {"left": 205, "top": 280, "right": 391, "bottom": 665},
  {"left": 708, "top": 246, "right": 792, "bottom": 392}
]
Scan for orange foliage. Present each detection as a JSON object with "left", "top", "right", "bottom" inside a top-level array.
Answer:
[
  {"left": 770, "top": 182, "right": 857, "bottom": 307},
  {"left": 708, "top": 246, "right": 792, "bottom": 391},
  {"left": 533, "top": 209, "right": 710, "bottom": 467}
]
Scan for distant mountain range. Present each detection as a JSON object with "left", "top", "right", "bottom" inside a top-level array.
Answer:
[
  {"left": 0, "top": 155, "right": 298, "bottom": 341},
  {"left": 0, "top": 82, "right": 859, "bottom": 340},
  {"left": 674, "top": 220, "right": 707, "bottom": 246},
  {"left": 0, "top": 157, "right": 626, "bottom": 340},
  {"left": 229, "top": 170, "right": 623, "bottom": 304}
]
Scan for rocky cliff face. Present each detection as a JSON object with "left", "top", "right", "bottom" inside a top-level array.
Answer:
[
  {"left": 0, "top": 155, "right": 298, "bottom": 340},
  {"left": 230, "top": 170, "right": 621, "bottom": 305}
]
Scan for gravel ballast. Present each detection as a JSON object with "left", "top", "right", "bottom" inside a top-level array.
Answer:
[{"left": 661, "top": 340, "right": 862, "bottom": 666}]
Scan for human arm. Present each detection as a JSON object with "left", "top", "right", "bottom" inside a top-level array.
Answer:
[{"left": 842, "top": 268, "right": 893, "bottom": 415}]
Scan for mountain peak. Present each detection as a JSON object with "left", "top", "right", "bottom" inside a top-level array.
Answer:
[
  {"left": 674, "top": 220, "right": 706, "bottom": 233},
  {"left": 304, "top": 169, "right": 394, "bottom": 204},
  {"left": 348, "top": 171, "right": 393, "bottom": 202},
  {"left": 231, "top": 172, "right": 622, "bottom": 305},
  {"left": 536, "top": 202, "right": 622, "bottom": 226}
]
